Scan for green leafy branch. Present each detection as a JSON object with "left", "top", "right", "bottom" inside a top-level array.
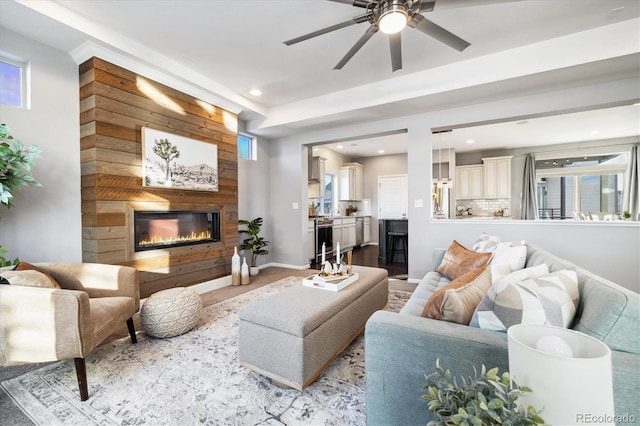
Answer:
[
  {"left": 422, "top": 359, "right": 547, "bottom": 426},
  {"left": 0, "top": 123, "right": 42, "bottom": 209}
]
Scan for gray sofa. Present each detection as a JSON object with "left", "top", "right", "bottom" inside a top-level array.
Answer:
[{"left": 365, "top": 244, "right": 639, "bottom": 426}]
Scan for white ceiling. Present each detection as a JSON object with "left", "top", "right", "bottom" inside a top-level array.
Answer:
[{"left": 1, "top": 0, "right": 639, "bottom": 155}]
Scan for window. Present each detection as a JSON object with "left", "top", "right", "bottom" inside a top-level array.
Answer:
[
  {"left": 322, "top": 174, "right": 334, "bottom": 215},
  {"left": 536, "top": 153, "right": 626, "bottom": 219},
  {"left": 0, "top": 55, "right": 28, "bottom": 108},
  {"left": 238, "top": 133, "right": 256, "bottom": 160}
]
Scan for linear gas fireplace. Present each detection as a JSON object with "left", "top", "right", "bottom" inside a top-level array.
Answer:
[{"left": 134, "top": 210, "right": 220, "bottom": 252}]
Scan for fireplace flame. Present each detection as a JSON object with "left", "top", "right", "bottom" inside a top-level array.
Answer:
[{"left": 138, "top": 231, "right": 212, "bottom": 248}]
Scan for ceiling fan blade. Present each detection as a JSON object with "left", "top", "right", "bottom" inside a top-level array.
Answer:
[
  {"left": 433, "top": 0, "right": 521, "bottom": 10},
  {"left": 334, "top": 25, "right": 378, "bottom": 70},
  {"left": 419, "top": 1, "right": 436, "bottom": 12},
  {"left": 389, "top": 32, "right": 402, "bottom": 72},
  {"left": 327, "top": 0, "right": 372, "bottom": 7},
  {"left": 284, "top": 15, "right": 369, "bottom": 46},
  {"left": 408, "top": 14, "right": 470, "bottom": 52}
]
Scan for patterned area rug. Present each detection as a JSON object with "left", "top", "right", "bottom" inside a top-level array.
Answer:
[{"left": 2, "top": 277, "right": 411, "bottom": 425}]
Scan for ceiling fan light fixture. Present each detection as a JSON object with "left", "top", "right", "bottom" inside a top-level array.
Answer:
[{"left": 378, "top": 2, "right": 408, "bottom": 34}]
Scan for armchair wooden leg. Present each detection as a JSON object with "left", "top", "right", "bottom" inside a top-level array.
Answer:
[
  {"left": 126, "top": 317, "right": 137, "bottom": 343},
  {"left": 74, "top": 358, "right": 89, "bottom": 401}
]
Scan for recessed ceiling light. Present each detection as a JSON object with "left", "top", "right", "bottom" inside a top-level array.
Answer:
[
  {"left": 516, "top": 121, "right": 528, "bottom": 125},
  {"left": 249, "top": 89, "right": 262, "bottom": 96},
  {"left": 378, "top": 150, "right": 385, "bottom": 154},
  {"left": 466, "top": 140, "right": 475, "bottom": 144},
  {"left": 590, "top": 130, "right": 600, "bottom": 135},
  {"left": 337, "top": 145, "right": 344, "bottom": 149},
  {"left": 313, "top": 147, "right": 319, "bottom": 151}
]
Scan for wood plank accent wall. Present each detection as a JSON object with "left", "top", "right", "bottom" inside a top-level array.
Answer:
[{"left": 79, "top": 57, "right": 238, "bottom": 298}]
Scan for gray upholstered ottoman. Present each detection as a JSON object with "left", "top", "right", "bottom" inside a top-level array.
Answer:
[{"left": 238, "top": 265, "right": 388, "bottom": 390}]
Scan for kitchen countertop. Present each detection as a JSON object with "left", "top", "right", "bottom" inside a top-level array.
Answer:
[{"left": 455, "top": 215, "right": 513, "bottom": 220}]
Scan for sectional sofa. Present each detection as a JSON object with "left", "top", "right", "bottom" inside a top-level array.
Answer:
[{"left": 365, "top": 242, "right": 639, "bottom": 425}]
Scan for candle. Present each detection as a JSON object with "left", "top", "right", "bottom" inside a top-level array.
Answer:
[
  {"left": 336, "top": 242, "right": 340, "bottom": 263},
  {"left": 321, "top": 242, "right": 326, "bottom": 264}
]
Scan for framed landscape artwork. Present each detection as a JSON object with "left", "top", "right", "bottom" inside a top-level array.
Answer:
[{"left": 142, "top": 127, "right": 218, "bottom": 191}]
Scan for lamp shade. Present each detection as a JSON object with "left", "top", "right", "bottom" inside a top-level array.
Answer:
[{"left": 508, "top": 324, "right": 614, "bottom": 426}]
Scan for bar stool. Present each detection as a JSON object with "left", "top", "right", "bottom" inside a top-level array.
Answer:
[{"left": 386, "top": 231, "right": 408, "bottom": 264}]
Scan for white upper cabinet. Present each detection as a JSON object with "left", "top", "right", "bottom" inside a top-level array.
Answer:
[
  {"left": 455, "top": 165, "right": 483, "bottom": 199},
  {"left": 339, "top": 162, "right": 364, "bottom": 201},
  {"left": 482, "top": 156, "right": 512, "bottom": 199}
]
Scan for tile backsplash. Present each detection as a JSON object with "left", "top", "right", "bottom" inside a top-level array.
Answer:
[{"left": 456, "top": 199, "right": 511, "bottom": 216}]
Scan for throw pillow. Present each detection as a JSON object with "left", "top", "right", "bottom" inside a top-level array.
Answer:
[
  {"left": 472, "top": 233, "right": 502, "bottom": 252},
  {"left": 15, "top": 261, "right": 62, "bottom": 288},
  {"left": 435, "top": 240, "right": 492, "bottom": 280},
  {"left": 422, "top": 267, "right": 486, "bottom": 319},
  {"left": 439, "top": 267, "right": 492, "bottom": 324},
  {"left": 469, "top": 269, "right": 579, "bottom": 332},
  {"left": 0, "top": 269, "right": 62, "bottom": 288},
  {"left": 490, "top": 243, "right": 528, "bottom": 283}
]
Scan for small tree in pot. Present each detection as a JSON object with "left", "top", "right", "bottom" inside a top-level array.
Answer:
[
  {"left": 239, "top": 217, "right": 269, "bottom": 275},
  {"left": 0, "top": 123, "right": 41, "bottom": 266}
]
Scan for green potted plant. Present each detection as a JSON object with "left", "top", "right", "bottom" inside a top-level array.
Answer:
[
  {"left": 239, "top": 217, "right": 270, "bottom": 275},
  {"left": 622, "top": 211, "right": 631, "bottom": 220},
  {"left": 0, "top": 123, "right": 41, "bottom": 266},
  {"left": 421, "top": 359, "right": 546, "bottom": 426}
]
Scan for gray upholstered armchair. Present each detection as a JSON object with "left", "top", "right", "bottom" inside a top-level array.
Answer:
[{"left": 0, "top": 262, "right": 140, "bottom": 401}]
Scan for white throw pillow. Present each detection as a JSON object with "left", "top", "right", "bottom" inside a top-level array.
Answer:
[{"left": 490, "top": 243, "right": 527, "bottom": 283}]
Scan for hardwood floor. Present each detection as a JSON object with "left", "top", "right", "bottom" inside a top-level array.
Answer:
[{"left": 351, "top": 244, "right": 408, "bottom": 278}]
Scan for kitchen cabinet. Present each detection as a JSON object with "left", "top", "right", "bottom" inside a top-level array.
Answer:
[
  {"left": 363, "top": 217, "right": 371, "bottom": 243},
  {"left": 339, "top": 162, "right": 364, "bottom": 201},
  {"left": 332, "top": 218, "right": 356, "bottom": 252},
  {"left": 455, "top": 165, "right": 483, "bottom": 199},
  {"left": 342, "top": 218, "right": 356, "bottom": 248},
  {"left": 483, "top": 156, "right": 512, "bottom": 199}
]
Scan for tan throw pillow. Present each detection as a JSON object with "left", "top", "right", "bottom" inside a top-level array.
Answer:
[
  {"left": 436, "top": 240, "right": 492, "bottom": 280},
  {"left": 440, "top": 267, "right": 492, "bottom": 324},
  {"left": 15, "top": 261, "right": 62, "bottom": 288},
  {"left": 422, "top": 267, "right": 486, "bottom": 319},
  {"left": 0, "top": 270, "right": 61, "bottom": 288}
]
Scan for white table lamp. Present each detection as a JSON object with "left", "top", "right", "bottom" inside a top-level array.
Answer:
[{"left": 508, "top": 324, "right": 615, "bottom": 426}]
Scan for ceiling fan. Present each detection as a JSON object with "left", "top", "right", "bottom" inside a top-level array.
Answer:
[{"left": 284, "top": 0, "right": 471, "bottom": 72}]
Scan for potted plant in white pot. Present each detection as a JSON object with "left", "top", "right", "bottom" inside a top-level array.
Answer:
[
  {"left": 0, "top": 123, "right": 41, "bottom": 266},
  {"left": 239, "top": 217, "right": 269, "bottom": 275},
  {"left": 421, "top": 359, "right": 546, "bottom": 426}
]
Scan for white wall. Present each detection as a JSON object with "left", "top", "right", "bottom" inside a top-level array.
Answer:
[
  {"left": 0, "top": 28, "right": 81, "bottom": 262},
  {"left": 237, "top": 129, "right": 272, "bottom": 266}
]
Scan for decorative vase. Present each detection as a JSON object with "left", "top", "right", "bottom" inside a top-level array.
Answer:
[
  {"left": 241, "top": 258, "right": 250, "bottom": 285},
  {"left": 231, "top": 246, "right": 241, "bottom": 286},
  {"left": 250, "top": 266, "right": 260, "bottom": 276}
]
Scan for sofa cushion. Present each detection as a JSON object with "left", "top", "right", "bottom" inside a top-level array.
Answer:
[
  {"left": 435, "top": 240, "right": 492, "bottom": 280},
  {"left": 470, "top": 269, "right": 579, "bottom": 332},
  {"left": 399, "top": 271, "right": 450, "bottom": 316},
  {"left": 421, "top": 267, "right": 487, "bottom": 320},
  {"left": 0, "top": 269, "right": 62, "bottom": 288}
]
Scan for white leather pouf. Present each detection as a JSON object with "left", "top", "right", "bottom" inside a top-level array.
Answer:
[{"left": 141, "top": 287, "right": 203, "bottom": 338}]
